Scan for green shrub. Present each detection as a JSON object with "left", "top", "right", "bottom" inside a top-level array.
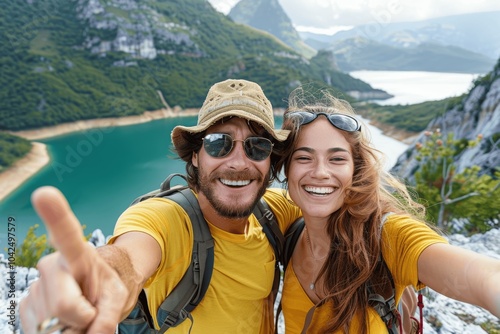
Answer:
[
  {"left": 14, "top": 224, "right": 51, "bottom": 268},
  {"left": 13, "top": 224, "right": 91, "bottom": 268}
]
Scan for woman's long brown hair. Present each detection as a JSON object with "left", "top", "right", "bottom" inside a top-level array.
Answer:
[{"left": 276, "top": 87, "right": 425, "bottom": 333}]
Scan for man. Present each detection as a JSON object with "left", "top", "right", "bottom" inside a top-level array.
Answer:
[{"left": 20, "top": 79, "right": 302, "bottom": 334}]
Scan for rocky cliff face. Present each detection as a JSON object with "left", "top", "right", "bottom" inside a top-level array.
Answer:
[
  {"left": 75, "top": 0, "right": 202, "bottom": 60},
  {"left": 392, "top": 59, "right": 500, "bottom": 180}
]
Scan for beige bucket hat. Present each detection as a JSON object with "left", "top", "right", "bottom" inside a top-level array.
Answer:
[{"left": 171, "top": 79, "right": 289, "bottom": 156}]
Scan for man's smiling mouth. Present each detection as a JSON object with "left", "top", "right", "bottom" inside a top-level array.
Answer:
[{"left": 220, "top": 179, "right": 251, "bottom": 187}]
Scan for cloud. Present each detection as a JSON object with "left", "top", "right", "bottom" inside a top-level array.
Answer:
[
  {"left": 280, "top": 0, "right": 500, "bottom": 28},
  {"left": 208, "top": 0, "right": 239, "bottom": 14},
  {"left": 209, "top": 0, "right": 500, "bottom": 31}
]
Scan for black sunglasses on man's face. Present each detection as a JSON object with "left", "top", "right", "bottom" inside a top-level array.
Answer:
[{"left": 202, "top": 133, "right": 273, "bottom": 161}]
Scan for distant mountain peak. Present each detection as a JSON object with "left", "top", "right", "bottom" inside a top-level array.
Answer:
[{"left": 229, "top": 0, "right": 316, "bottom": 58}]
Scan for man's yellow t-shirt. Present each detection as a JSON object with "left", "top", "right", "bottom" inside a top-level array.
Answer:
[{"left": 109, "top": 188, "right": 301, "bottom": 333}]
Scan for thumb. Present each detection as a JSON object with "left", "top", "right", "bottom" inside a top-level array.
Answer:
[{"left": 31, "top": 186, "right": 87, "bottom": 264}]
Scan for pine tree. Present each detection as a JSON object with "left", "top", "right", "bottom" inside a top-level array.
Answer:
[{"left": 414, "top": 130, "right": 500, "bottom": 233}]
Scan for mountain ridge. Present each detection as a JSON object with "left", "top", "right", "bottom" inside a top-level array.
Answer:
[
  {"left": 330, "top": 37, "right": 494, "bottom": 73},
  {"left": 0, "top": 0, "right": 379, "bottom": 132},
  {"left": 225, "top": 0, "right": 496, "bottom": 73},
  {"left": 322, "top": 10, "right": 500, "bottom": 59},
  {"left": 299, "top": 10, "right": 499, "bottom": 73},
  {"left": 229, "top": 0, "right": 315, "bottom": 58}
]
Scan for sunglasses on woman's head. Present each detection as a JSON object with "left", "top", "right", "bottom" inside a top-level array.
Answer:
[
  {"left": 202, "top": 133, "right": 274, "bottom": 161},
  {"left": 285, "top": 111, "right": 361, "bottom": 132}
]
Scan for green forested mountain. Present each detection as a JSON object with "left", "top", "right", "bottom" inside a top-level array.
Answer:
[
  {"left": 0, "top": 0, "right": 377, "bottom": 131},
  {"left": 329, "top": 37, "right": 495, "bottom": 74},
  {"left": 0, "top": 133, "right": 31, "bottom": 171}
]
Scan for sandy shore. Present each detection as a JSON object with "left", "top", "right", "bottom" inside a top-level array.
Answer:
[
  {"left": 0, "top": 108, "right": 199, "bottom": 202},
  {"left": 0, "top": 142, "right": 50, "bottom": 202},
  {"left": 11, "top": 108, "right": 199, "bottom": 141}
]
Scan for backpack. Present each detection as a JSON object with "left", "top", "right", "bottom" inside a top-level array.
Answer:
[
  {"left": 278, "top": 217, "right": 423, "bottom": 334},
  {"left": 117, "top": 173, "right": 284, "bottom": 334}
]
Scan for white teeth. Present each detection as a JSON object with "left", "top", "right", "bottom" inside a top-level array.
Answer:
[
  {"left": 304, "top": 186, "right": 334, "bottom": 195},
  {"left": 220, "top": 179, "right": 251, "bottom": 186}
]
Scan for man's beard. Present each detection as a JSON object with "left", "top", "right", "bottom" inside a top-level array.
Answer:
[{"left": 197, "top": 167, "right": 270, "bottom": 219}]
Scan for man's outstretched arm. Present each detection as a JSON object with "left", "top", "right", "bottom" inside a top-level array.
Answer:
[{"left": 19, "top": 186, "right": 161, "bottom": 334}]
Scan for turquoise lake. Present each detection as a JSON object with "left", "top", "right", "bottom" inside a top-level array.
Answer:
[
  {"left": 0, "top": 116, "right": 284, "bottom": 246},
  {"left": 3, "top": 69, "right": 475, "bottom": 249}
]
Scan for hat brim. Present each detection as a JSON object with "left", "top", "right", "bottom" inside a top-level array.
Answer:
[{"left": 171, "top": 108, "right": 289, "bottom": 155}]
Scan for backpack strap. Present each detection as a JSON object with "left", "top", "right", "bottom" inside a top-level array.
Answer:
[
  {"left": 368, "top": 213, "right": 423, "bottom": 334},
  {"left": 367, "top": 260, "right": 401, "bottom": 334},
  {"left": 274, "top": 217, "right": 305, "bottom": 333},
  {"left": 367, "top": 213, "right": 402, "bottom": 334},
  {"left": 254, "top": 199, "right": 285, "bottom": 264},
  {"left": 118, "top": 184, "right": 213, "bottom": 334},
  {"left": 154, "top": 193, "right": 284, "bottom": 333},
  {"left": 277, "top": 214, "right": 421, "bottom": 334},
  {"left": 253, "top": 198, "right": 287, "bottom": 334},
  {"left": 121, "top": 174, "right": 284, "bottom": 334},
  {"left": 282, "top": 218, "right": 305, "bottom": 270},
  {"left": 253, "top": 199, "right": 285, "bottom": 305},
  {"left": 300, "top": 299, "right": 327, "bottom": 334},
  {"left": 129, "top": 173, "right": 189, "bottom": 206},
  {"left": 416, "top": 291, "right": 424, "bottom": 334},
  {"left": 156, "top": 188, "right": 215, "bottom": 333}
]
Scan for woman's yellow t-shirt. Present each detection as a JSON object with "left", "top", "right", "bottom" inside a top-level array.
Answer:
[{"left": 282, "top": 214, "right": 448, "bottom": 333}]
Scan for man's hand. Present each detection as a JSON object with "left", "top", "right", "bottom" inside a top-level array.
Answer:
[{"left": 20, "top": 186, "right": 129, "bottom": 334}]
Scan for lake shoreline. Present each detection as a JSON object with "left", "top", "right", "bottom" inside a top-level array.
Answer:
[
  {"left": 367, "top": 118, "right": 419, "bottom": 144},
  {"left": 0, "top": 142, "right": 50, "bottom": 202},
  {"left": 0, "top": 108, "right": 199, "bottom": 202},
  {"left": 9, "top": 108, "right": 200, "bottom": 140},
  {"left": 0, "top": 107, "right": 414, "bottom": 203}
]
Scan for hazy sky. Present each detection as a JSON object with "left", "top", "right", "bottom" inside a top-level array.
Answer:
[{"left": 208, "top": 0, "right": 500, "bottom": 34}]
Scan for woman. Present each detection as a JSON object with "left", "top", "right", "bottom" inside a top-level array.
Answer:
[{"left": 276, "top": 88, "right": 500, "bottom": 333}]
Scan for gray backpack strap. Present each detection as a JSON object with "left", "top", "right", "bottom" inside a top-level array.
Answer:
[
  {"left": 158, "top": 194, "right": 282, "bottom": 332},
  {"left": 254, "top": 199, "right": 285, "bottom": 264},
  {"left": 120, "top": 174, "right": 283, "bottom": 334},
  {"left": 156, "top": 188, "right": 214, "bottom": 333},
  {"left": 119, "top": 179, "right": 214, "bottom": 334},
  {"left": 367, "top": 212, "right": 402, "bottom": 334},
  {"left": 367, "top": 260, "right": 400, "bottom": 334},
  {"left": 281, "top": 213, "right": 408, "bottom": 334}
]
